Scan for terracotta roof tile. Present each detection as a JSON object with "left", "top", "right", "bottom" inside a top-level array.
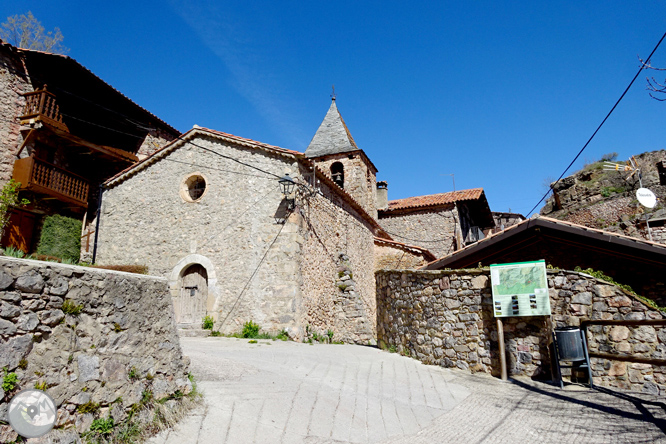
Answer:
[
  {"left": 384, "top": 188, "right": 485, "bottom": 212},
  {"left": 197, "top": 127, "right": 303, "bottom": 156}
]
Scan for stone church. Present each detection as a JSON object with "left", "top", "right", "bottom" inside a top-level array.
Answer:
[{"left": 95, "top": 99, "right": 495, "bottom": 342}]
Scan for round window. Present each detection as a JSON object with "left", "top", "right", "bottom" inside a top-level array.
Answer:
[{"left": 180, "top": 173, "right": 209, "bottom": 202}]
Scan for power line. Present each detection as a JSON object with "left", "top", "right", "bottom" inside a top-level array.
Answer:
[
  {"left": 526, "top": 31, "right": 666, "bottom": 217},
  {"left": 216, "top": 221, "right": 287, "bottom": 329}
]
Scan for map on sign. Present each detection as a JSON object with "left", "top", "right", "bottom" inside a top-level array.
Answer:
[{"left": 490, "top": 260, "right": 551, "bottom": 318}]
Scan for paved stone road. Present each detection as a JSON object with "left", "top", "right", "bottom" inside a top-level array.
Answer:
[{"left": 149, "top": 337, "right": 666, "bottom": 444}]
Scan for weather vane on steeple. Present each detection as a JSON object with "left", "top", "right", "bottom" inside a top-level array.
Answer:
[{"left": 331, "top": 85, "right": 336, "bottom": 101}]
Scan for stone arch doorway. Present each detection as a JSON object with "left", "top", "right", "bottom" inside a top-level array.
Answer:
[{"left": 176, "top": 264, "right": 208, "bottom": 325}]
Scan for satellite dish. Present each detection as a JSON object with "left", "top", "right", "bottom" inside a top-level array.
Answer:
[{"left": 636, "top": 188, "right": 657, "bottom": 208}]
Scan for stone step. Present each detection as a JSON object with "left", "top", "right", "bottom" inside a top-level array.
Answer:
[{"left": 177, "top": 328, "right": 211, "bottom": 338}]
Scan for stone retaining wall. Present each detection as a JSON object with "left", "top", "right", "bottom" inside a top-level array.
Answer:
[
  {"left": 376, "top": 268, "right": 666, "bottom": 394},
  {"left": 0, "top": 257, "right": 190, "bottom": 441}
]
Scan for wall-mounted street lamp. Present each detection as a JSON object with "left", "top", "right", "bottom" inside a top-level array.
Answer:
[{"left": 278, "top": 173, "right": 297, "bottom": 210}]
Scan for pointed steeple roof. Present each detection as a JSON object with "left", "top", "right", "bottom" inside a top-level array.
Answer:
[{"left": 304, "top": 99, "right": 359, "bottom": 158}]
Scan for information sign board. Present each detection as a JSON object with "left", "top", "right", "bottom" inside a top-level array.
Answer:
[{"left": 490, "top": 260, "right": 551, "bottom": 317}]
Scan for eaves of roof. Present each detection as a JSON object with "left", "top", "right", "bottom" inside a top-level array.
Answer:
[
  {"left": 374, "top": 237, "right": 436, "bottom": 262},
  {"left": 422, "top": 215, "right": 666, "bottom": 270},
  {"left": 11, "top": 44, "right": 180, "bottom": 137},
  {"left": 104, "top": 126, "right": 388, "bottom": 240},
  {"left": 104, "top": 126, "right": 302, "bottom": 187},
  {"left": 379, "top": 188, "right": 485, "bottom": 214}
]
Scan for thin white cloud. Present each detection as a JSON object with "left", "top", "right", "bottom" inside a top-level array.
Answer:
[{"left": 168, "top": 0, "right": 308, "bottom": 148}]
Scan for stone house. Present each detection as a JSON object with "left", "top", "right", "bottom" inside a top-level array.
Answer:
[
  {"left": 94, "top": 99, "right": 484, "bottom": 342},
  {"left": 0, "top": 40, "right": 180, "bottom": 254},
  {"left": 377, "top": 188, "right": 496, "bottom": 258}
]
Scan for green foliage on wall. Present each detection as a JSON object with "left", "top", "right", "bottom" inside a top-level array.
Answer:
[{"left": 36, "top": 214, "right": 81, "bottom": 262}]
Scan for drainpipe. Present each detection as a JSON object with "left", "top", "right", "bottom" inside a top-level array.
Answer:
[{"left": 91, "top": 184, "right": 104, "bottom": 264}]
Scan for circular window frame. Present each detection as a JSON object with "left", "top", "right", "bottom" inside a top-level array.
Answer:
[{"left": 180, "top": 172, "right": 209, "bottom": 203}]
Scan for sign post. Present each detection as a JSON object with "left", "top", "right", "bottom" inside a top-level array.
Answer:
[{"left": 490, "top": 260, "right": 551, "bottom": 381}]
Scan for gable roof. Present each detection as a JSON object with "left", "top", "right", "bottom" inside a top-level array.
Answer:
[
  {"left": 424, "top": 215, "right": 666, "bottom": 272},
  {"left": 381, "top": 188, "right": 485, "bottom": 212},
  {"left": 105, "top": 126, "right": 301, "bottom": 187},
  {"left": 305, "top": 99, "right": 360, "bottom": 158},
  {"left": 9, "top": 42, "right": 180, "bottom": 140}
]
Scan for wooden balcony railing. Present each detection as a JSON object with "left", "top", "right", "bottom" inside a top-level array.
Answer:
[
  {"left": 19, "top": 86, "right": 68, "bottom": 132},
  {"left": 12, "top": 157, "right": 89, "bottom": 207}
]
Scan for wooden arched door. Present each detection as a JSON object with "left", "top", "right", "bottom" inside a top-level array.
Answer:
[{"left": 176, "top": 264, "right": 208, "bottom": 325}]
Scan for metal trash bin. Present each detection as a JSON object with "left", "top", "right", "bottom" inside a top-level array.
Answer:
[
  {"left": 554, "top": 327, "right": 586, "bottom": 361},
  {"left": 552, "top": 326, "right": 594, "bottom": 389}
]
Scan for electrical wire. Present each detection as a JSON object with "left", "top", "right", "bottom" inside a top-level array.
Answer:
[
  {"left": 215, "top": 221, "right": 287, "bottom": 329},
  {"left": 526, "top": 31, "right": 666, "bottom": 217}
]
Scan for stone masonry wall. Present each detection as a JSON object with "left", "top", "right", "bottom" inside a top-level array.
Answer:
[
  {"left": 296, "top": 169, "right": 377, "bottom": 344},
  {"left": 0, "top": 257, "right": 190, "bottom": 441},
  {"left": 378, "top": 205, "right": 460, "bottom": 258},
  {"left": 377, "top": 268, "right": 666, "bottom": 394},
  {"left": 374, "top": 244, "right": 429, "bottom": 270},
  {"left": 0, "top": 45, "right": 30, "bottom": 185},
  {"left": 137, "top": 128, "right": 179, "bottom": 159}
]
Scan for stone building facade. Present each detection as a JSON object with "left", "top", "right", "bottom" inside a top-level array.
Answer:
[
  {"left": 0, "top": 42, "right": 31, "bottom": 184},
  {"left": 378, "top": 188, "right": 495, "bottom": 258},
  {"left": 377, "top": 268, "right": 666, "bottom": 394},
  {"left": 96, "top": 127, "right": 384, "bottom": 343}
]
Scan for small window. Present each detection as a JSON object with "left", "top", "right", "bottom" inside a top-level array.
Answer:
[
  {"left": 331, "top": 162, "right": 344, "bottom": 188},
  {"left": 657, "top": 161, "right": 666, "bottom": 186},
  {"left": 180, "top": 173, "right": 208, "bottom": 202}
]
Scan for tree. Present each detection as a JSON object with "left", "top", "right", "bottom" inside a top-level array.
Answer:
[
  {"left": 0, "top": 11, "right": 69, "bottom": 54},
  {"left": 640, "top": 57, "right": 666, "bottom": 101}
]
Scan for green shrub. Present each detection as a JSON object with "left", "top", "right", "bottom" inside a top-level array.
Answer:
[
  {"left": 2, "top": 368, "right": 18, "bottom": 392},
  {"left": 210, "top": 330, "right": 222, "bottom": 337},
  {"left": 62, "top": 299, "right": 83, "bottom": 315},
  {"left": 201, "top": 315, "right": 214, "bottom": 330},
  {"left": 3, "top": 246, "right": 25, "bottom": 258},
  {"left": 141, "top": 389, "right": 153, "bottom": 404},
  {"left": 89, "top": 417, "right": 114, "bottom": 434},
  {"left": 242, "top": 321, "right": 260, "bottom": 338},
  {"left": 36, "top": 214, "right": 82, "bottom": 262},
  {"left": 77, "top": 401, "right": 99, "bottom": 414}
]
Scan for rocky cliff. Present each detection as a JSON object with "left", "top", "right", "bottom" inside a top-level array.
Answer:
[{"left": 541, "top": 150, "right": 666, "bottom": 242}]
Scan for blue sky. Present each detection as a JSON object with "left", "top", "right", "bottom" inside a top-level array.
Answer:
[{"left": 5, "top": 1, "right": 666, "bottom": 216}]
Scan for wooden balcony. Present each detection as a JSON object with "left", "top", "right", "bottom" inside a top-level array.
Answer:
[
  {"left": 19, "top": 86, "right": 68, "bottom": 132},
  {"left": 12, "top": 157, "right": 89, "bottom": 207}
]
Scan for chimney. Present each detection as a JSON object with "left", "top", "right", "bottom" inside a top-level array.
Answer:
[{"left": 376, "top": 181, "right": 388, "bottom": 210}]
